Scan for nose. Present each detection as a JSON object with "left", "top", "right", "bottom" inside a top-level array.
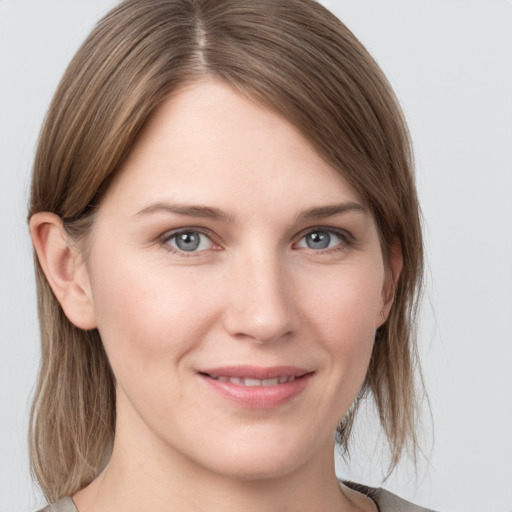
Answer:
[{"left": 222, "top": 249, "right": 296, "bottom": 344}]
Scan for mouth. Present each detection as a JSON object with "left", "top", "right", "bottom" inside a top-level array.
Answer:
[
  {"left": 197, "top": 366, "right": 313, "bottom": 408},
  {"left": 205, "top": 375, "right": 298, "bottom": 386}
]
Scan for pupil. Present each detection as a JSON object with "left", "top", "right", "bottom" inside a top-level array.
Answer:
[
  {"left": 307, "top": 231, "right": 330, "bottom": 249},
  {"left": 176, "top": 232, "right": 200, "bottom": 251}
]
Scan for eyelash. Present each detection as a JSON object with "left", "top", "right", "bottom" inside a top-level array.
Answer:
[
  {"left": 294, "top": 227, "right": 354, "bottom": 254},
  {"left": 160, "top": 228, "right": 218, "bottom": 257},
  {"left": 159, "top": 227, "right": 354, "bottom": 256}
]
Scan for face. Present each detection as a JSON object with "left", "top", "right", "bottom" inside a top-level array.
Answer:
[{"left": 80, "top": 80, "right": 392, "bottom": 480}]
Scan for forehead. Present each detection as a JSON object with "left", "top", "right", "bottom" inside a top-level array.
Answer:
[{"left": 100, "top": 79, "right": 365, "bottom": 219}]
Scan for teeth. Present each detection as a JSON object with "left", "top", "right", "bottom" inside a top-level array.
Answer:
[
  {"left": 244, "top": 378, "right": 261, "bottom": 387},
  {"left": 210, "top": 375, "right": 297, "bottom": 386}
]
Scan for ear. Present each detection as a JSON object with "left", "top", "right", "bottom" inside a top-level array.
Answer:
[
  {"left": 378, "top": 238, "right": 403, "bottom": 327},
  {"left": 29, "top": 212, "right": 97, "bottom": 330}
]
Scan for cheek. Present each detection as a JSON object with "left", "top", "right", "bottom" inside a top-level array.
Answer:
[
  {"left": 300, "top": 260, "right": 384, "bottom": 338},
  {"left": 298, "top": 262, "right": 383, "bottom": 390},
  {"left": 87, "top": 249, "right": 222, "bottom": 373}
]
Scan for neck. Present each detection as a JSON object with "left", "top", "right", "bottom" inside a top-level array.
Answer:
[
  {"left": 73, "top": 394, "right": 363, "bottom": 512},
  {"left": 73, "top": 434, "right": 352, "bottom": 512}
]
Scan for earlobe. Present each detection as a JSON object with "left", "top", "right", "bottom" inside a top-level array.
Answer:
[
  {"left": 379, "top": 239, "right": 403, "bottom": 326},
  {"left": 29, "top": 212, "right": 97, "bottom": 330}
]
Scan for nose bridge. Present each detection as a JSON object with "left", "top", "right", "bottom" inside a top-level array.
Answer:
[{"left": 224, "top": 244, "right": 294, "bottom": 343}]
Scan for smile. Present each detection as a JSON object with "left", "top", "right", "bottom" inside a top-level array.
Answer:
[
  {"left": 198, "top": 366, "right": 313, "bottom": 408},
  {"left": 207, "top": 375, "right": 296, "bottom": 386}
]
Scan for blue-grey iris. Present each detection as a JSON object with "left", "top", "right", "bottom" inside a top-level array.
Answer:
[
  {"left": 176, "top": 232, "right": 201, "bottom": 251},
  {"left": 306, "top": 231, "right": 330, "bottom": 249}
]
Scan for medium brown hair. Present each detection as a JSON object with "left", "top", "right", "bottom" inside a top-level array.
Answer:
[{"left": 29, "top": 0, "right": 423, "bottom": 502}]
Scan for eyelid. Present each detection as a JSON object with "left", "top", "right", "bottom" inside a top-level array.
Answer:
[
  {"left": 161, "top": 226, "right": 211, "bottom": 242},
  {"left": 293, "top": 226, "right": 354, "bottom": 251},
  {"left": 160, "top": 227, "right": 221, "bottom": 255}
]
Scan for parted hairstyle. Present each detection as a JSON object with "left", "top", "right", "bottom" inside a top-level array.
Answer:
[{"left": 29, "top": 0, "right": 424, "bottom": 503}]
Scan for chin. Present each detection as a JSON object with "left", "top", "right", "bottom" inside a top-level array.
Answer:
[
  {"left": 206, "top": 453, "right": 308, "bottom": 482},
  {"left": 188, "top": 426, "right": 330, "bottom": 482}
]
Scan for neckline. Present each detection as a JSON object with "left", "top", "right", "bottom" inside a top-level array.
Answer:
[
  {"left": 341, "top": 480, "right": 381, "bottom": 512},
  {"left": 56, "top": 482, "right": 381, "bottom": 512}
]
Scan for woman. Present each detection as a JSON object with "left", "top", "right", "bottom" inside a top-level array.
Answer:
[{"left": 28, "top": 0, "right": 432, "bottom": 510}]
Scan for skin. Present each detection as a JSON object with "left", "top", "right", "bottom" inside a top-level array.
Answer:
[{"left": 31, "top": 79, "right": 400, "bottom": 512}]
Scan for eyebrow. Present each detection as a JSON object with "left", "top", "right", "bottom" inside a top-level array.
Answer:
[
  {"left": 296, "top": 202, "right": 368, "bottom": 221},
  {"left": 134, "top": 201, "right": 367, "bottom": 223},
  {"left": 133, "top": 202, "right": 234, "bottom": 222}
]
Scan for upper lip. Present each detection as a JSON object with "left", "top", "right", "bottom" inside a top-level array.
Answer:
[{"left": 198, "top": 366, "right": 312, "bottom": 380}]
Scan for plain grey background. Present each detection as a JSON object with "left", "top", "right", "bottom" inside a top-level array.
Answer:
[{"left": 1, "top": 1, "right": 511, "bottom": 511}]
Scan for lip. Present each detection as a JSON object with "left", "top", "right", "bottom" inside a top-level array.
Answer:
[{"left": 198, "top": 365, "right": 314, "bottom": 409}]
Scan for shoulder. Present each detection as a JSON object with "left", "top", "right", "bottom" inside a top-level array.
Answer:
[
  {"left": 39, "top": 485, "right": 438, "bottom": 512},
  {"left": 36, "top": 497, "right": 78, "bottom": 512},
  {"left": 343, "top": 481, "right": 438, "bottom": 512},
  {"left": 373, "top": 487, "right": 437, "bottom": 512}
]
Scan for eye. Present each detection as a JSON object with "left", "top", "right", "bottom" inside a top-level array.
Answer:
[
  {"left": 295, "top": 229, "right": 348, "bottom": 251},
  {"left": 164, "top": 230, "right": 215, "bottom": 253}
]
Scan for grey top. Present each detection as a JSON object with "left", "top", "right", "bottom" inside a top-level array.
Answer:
[
  {"left": 344, "top": 482, "right": 436, "bottom": 512},
  {"left": 37, "top": 483, "right": 437, "bottom": 512}
]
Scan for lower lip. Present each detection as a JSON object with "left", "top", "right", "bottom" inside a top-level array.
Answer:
[{"left": 199, "top": 373, "right": 313, "bottom": 409}]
